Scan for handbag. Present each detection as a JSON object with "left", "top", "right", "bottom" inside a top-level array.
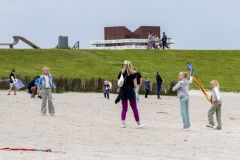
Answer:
[
  {"left": 15, "top": 79, "right": 25, "bottom": 90},
  {"left": 118, "top": 73, "right": 124, "bottom": 87}
]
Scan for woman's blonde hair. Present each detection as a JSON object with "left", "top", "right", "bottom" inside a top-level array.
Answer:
[{"left": 122, "top": 60, "right": 136, "bottom": 75}]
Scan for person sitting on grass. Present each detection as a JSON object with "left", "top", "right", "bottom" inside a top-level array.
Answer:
[
  {"left": 38, "top": 66, "right": 56, "bottom": 116},
  {"left": 8, "top": 69, "right": 17, "bottom": 95}
]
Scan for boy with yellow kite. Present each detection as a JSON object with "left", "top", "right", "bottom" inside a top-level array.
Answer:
[{"left": 187, "top": 63, "right": 222, "bottom": 130}]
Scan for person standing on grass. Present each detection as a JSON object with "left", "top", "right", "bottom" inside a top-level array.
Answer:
[
  {"left": 117, "top": 60, "right": 145, "bottom": 128},
  {"left": 161, "top": 32, "right": 169, "bottom": 50},
  {"left": 156, "top": 72, "right": 163, "bottom": 99},
  {"left": 144, "top": 77, "right": 150, "bottom": 98},
  {"left": 8, "top": 69, "right": 17, "bottom": 95},
  {"left": 172, "top": 72, "right": 193, "bottom": 130},
  {"left": 147, "top": 32, "right": 153, "bottom": 49},
  {"left": 206, "top": 80, "right": 222, "bottom": 130},
  {"left": 135, "top": 69, "right": 142, "bottom": 102},
  {"left": 38, "top": 66, "right": 56, "bottom": 116}
]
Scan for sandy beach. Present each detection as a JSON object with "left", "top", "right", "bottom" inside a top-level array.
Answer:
[{"left": 0, "top": 90, "right": 240, "bottom": 160}]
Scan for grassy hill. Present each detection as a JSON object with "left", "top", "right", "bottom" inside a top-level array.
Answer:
[{"left": 0, "top": 49, "right": 239, "bottom": 92}]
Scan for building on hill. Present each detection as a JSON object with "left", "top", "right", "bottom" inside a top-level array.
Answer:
[
  {"left": 104, "top": 26, "right": 160, "bottom": 40},
  {"left": 91, "top": 26, "right": 174, "bottom": 50}
]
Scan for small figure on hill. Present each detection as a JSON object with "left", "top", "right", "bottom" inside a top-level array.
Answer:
[
  {"left": 147, "top": 32, "right": 153, "bottom": 49},
  {"left": 161, "top": 32, "right": 169, "bottom": 50}
]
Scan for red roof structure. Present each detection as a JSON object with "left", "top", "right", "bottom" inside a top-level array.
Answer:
[{"left": 104, "top": 26, "right": 160, "bottom": 40}]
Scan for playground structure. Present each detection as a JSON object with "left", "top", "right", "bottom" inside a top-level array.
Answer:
[
  {"left": 72, "top": 41, "right": 80, "bottom": 49},
  {"left": 0, "top": 36, "right": 40, "bottom": 49}
]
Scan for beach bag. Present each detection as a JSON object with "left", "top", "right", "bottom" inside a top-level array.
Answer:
[
  {"left": 118, "top": 74, "right": 124, "bottom": 87},
  {"left": 15, "top": 79, "right": 25, "bottom": 90}
]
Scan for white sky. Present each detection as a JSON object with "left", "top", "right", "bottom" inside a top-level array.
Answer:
[{"left": 0, "top": 0, "right": 239, "bottom": 49}]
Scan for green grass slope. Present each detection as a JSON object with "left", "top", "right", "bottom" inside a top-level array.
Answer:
[{"left": 0, "top": 49, "right": 239, "bottom": 92}]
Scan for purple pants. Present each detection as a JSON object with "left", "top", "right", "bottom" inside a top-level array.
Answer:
[{"left": 121, "top": 99, "right": 140, "bottom": 122}]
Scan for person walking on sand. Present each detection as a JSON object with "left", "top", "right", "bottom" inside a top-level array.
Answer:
[
  {"left": 135, "top": 69, "right": 142, "bottom": 102},
  {"left": 156, "top": 72, "right": 163, "bottom": 99},
  {"left": 117, "top": 60, "right": 145, "bottom": 128},
  {"left": 38, "top": 66, "right": 56, "bottom": 116},
  {"left": 206, "top": 80, "right": 222, "bottom": 130},
  {"left": 172, "top": 71, "right": 193, "bottom": 130},
  {"left": 8, "top": 69, "right": 17, "bottom": 95},
  {"left": 144, "top": 77, "right": 150, "bottom": 98},
  {"left": 103, "top": 80, "right": 111, "bottom": 100}
]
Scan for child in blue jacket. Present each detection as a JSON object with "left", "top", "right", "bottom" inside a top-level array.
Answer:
[{"left": 38, "top": 66, "right": 56, "bottom": 116}]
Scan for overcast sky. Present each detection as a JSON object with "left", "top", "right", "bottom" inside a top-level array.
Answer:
[{"left": 0, "top": 0, "right": 239, "bottom": 49}]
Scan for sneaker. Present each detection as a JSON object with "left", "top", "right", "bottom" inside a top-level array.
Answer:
[
  {"left": 206, "top": 124, "right": 215, "bottom": 128},
  {"left": 215, "top": 126, "right": 222, "bottom": 130},
  {"left": 183, "top": 127, "right": 190, "bottom": 131},
  {"left": 7, "top": 93, "right": 11, "bottom": 95},
  {"left": 50, "top": 113, "right": 55, "bottom": 117},
  {"left": 137, "top": 124, "right": 145, "bottom": 129},
  {"left": 120, "top": 124, "right": 126, "bottom": 128},
  {"left": 42, "top": 113, "right": 47, "bottom": 116},
  {"left": 14, "top": 94, "right": 16, "bottom": 95}
]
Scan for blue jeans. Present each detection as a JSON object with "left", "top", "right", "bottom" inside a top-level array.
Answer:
[
  {"left": 156, "top": 84, "right": 161, "bottom": 96},
  {"left": 180, "top": 96, "right": 190, "bottom": 128}
]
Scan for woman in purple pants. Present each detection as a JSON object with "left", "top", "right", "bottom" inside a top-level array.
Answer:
[{"left": 117, "top": 60, "right": 145, "bottom": 129}]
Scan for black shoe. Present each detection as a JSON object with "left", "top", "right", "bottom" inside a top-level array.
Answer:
[
  {"left": 206, "top": 124, "right": 215, "bottom": 128},
  {"left": 215, "top": 126, "right": 222, "bottom": 130}
]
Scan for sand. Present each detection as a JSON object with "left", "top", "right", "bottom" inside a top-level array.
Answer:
[{"left": 0, "top": 90, "right": 240, "bottom": 160}]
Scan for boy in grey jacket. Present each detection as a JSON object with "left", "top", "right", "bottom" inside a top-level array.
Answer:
[
  {"left": 172, "top": 72, "right": 193, "bottom": 129},
  {"left": 38, "top": 66, "right": 56, "bottom": 116}
]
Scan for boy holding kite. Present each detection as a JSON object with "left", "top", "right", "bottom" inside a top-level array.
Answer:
[
  {"left": 207, "top": 80, "right": 222, "bottom": 130},
  {"left": 186, "top": 63, "right": 222, "bottom": 130}
]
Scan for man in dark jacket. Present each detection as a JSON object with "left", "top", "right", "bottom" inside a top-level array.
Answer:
[
  {"left": 27, "top": 76, "right": 40, "bottom": 98},
  {"left": 161, "top": 32, "right": 169, "bottom": 50},
  {"left": 156, "top": 72, "right": 163, "bottom": 99}
]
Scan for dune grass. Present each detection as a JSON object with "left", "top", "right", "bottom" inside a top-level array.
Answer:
[{"left": 0, "top": 49, "right": 239, "bottom": 92}]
